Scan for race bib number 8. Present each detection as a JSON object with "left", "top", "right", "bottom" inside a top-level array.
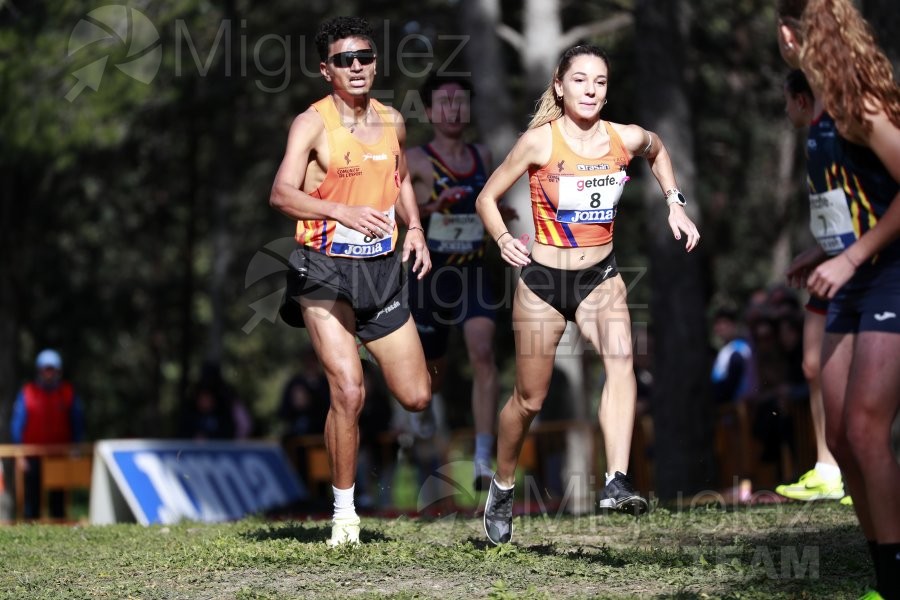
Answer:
[
  {"left": 329, "top": 206, "right": 395, "bottom": 258},
  {"left": 556, "top": 171, "right": 628, "bottom": 224},
  {"left": 426, "top": 213, "right": 484, "bottom": 253},
  {"left": 809, "top": 188, "right": 856, "bottom": 255}
]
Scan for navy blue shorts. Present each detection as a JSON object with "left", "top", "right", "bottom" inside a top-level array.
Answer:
[
  {"left": 410, "top": 261, "right": 496, "bottom": 360},
  {"left": 826, "top": 259, "right": 900, "bottom": 334}
]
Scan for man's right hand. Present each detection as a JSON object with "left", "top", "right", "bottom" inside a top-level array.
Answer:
[{"left": 335, "top": 205, "right": 395, "bottom": 238}]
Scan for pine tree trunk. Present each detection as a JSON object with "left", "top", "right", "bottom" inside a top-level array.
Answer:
[
  {"left": 770, "top": 129, "right": 798, "bottom": 282},
  {"left": 0, "top": 167, "right": 17, "bottom": 443},
  {"left": 634, "top": 0, "right": 715, "bottom": 500}
]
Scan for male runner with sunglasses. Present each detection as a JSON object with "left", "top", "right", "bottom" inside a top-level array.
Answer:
[{"left": 270, "top": 16, "right": 432, "bottom": 546}]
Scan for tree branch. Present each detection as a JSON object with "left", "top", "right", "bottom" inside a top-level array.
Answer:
[
  {"left": 557, "top": 12, "right": 634, "bottom": 50},
  {"left": 495, "top": 22, "right": 525, "bottom": 53}
]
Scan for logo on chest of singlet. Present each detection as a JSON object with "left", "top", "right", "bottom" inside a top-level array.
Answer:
[
  {"left": 577, "top": 164, "right": 609, "bottom": 171},
  {"left": 337, "top": 166, "right": 362, "bottom": 178},
  {"left": 337, "top": 151, "right": 361, "bottom": 178}
]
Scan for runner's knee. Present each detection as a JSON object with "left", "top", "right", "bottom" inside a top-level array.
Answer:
[
  {"left": 511, "top": 387, "right": 546, "bottom": 418},
  {"left": 330, "top": 380, "right": 365, "bottom": 417},
  {"left": 603, "top": 354, "right": 634, "bottom": 378},
  {"left": 468, "top": 342, "right": 496, "bottom": 374},
  {"left": 801, "top": 350, "right": 820, "bottom": 382},
  {"left": 396, "top": 381, "right": 431, "bottom": 412},
  {"left": 845, "top": 406, "right": 887, "bottom": 465}
]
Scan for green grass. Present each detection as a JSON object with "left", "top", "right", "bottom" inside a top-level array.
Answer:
[{"left": 0, "top": 502, "right": 872, "bottom": 599}]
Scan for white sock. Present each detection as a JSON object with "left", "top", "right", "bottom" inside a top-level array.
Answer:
[
  {"left": 605, "top": 472, "right": 615, "bottom": 486},
  {"left": 814, "top": 462, "right": 841, "bottom": 481},
  {"left": 493, "top": 477, "right": 514, "bottom": 491},
  {"left": 475, "top": 434, "right": 494, "bottom": 463},
  {"left": 332, "top": 484, "right": 357, "bottom": 521}
]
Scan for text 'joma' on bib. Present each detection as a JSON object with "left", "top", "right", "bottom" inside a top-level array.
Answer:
[
  {"left": 809, "top": 188, "right": 857, "bottom": 255},
  {"left": 330, "top": 206, "right": 396, "bottom": 257},
  {"left": 426, "top": 213, "right": 484, "bottom": 253},
  {"left": 556, "top": 171, "right": 628, "bottom": 224}
]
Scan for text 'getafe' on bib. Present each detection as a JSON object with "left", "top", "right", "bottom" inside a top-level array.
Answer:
[
  {"left": 809, "top": 188, "right": 857, "bottom": 255},
  {"left": 556, "top": 171, "right": 628, "bottom": 224},
  {"left": 330, "top": 205, "right": 396, "bottom": 257},
  {"left": 426, "top": 213, "right": 484, "bottom": 253}
]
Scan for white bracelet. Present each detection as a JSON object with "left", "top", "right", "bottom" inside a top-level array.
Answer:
[{"left": 640, "top": 131, "right": 653, "bottom": 155}]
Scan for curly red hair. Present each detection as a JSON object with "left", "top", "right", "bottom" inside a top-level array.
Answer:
[{"left": 778, "top": 0, "right": 900, "bottom": 140}]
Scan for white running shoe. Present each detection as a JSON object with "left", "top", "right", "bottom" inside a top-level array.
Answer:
[{"left": 326, "top": 516, "right": 361, "bottom": 547}]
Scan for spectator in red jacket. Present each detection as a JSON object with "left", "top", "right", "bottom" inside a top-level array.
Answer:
[{"left": 10, "top": 349, "right": 85, "bottom": 519}]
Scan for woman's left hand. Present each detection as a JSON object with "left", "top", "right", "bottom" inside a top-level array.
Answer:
[{"left": 667, "top": 204, "right": 700, "bottom": 252}]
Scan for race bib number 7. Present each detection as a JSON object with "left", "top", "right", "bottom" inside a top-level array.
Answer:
[
  {"left": 426, "top": 213, "right": 484, "bottom": 253},
  {"left": 556, "top": 172, "right": 628, "bottom": 224},
  {"left": 329, "top": 206, "right": 396, "bottom": 258},
  {"left": 809, "top": 188, "right": 856, "bottom": 255}
]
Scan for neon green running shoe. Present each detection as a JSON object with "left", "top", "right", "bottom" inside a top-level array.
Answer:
[
  {"left": 858, "top": 589, "right": 884, "bottom": 600},
  {"left": 775, "top": 468, "right": 844, "bottom": 501},
  {"left": 840, "top": 494, "right": 853, "bottom": 506}
]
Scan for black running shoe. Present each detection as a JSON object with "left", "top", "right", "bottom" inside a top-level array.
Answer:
[
  {"left": 483, "top": 477, "right": 514, "bottom": 545},
  {"left": 598, "top": 471, "right": 649, "bottom": 516}
]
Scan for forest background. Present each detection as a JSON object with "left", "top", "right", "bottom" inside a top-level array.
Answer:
[{"left": 1, "top": 0, "right": 897, "bottom": 498}]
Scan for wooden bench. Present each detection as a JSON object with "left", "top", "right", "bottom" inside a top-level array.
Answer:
[{"left": 0, "top": 444, "right": 94, "bottom": 521}]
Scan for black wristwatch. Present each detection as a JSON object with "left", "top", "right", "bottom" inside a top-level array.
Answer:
[{"left": 665, "top": 188, "right": 686, "bottom": 206}]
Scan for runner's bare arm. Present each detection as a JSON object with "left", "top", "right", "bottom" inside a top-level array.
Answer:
[
  {"left": 269, "top": 110, "right": 392, "bottom": 235},
  {"left": 389, "top": 108, "right": 430, "bottom": 277},
  {"left": 613, "top": 122, "right": 699, "bottom": 252},
  {"left": 475, "top": 127, "right": 547, "bottom": 267}
]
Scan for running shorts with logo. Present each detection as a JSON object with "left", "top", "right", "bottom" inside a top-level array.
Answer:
[{"left": 281, "top": 245, "right": 409, "bottom": 342}]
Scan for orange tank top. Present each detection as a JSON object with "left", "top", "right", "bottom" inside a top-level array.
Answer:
[
  {"left": 296, "top": 96, "right": 401, "bottom": 258},
  {"left": 528, "top": 119, "right": 631, "bottom": 248}
]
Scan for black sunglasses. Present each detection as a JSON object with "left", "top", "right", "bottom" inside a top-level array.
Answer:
[{"left": 328, "top": 50, "right": 376, "bottom": 68}]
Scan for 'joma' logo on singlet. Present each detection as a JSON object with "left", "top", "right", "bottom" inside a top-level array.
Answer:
[
  {"left": 344, "top": 152, "right": 351, "bottom": 165},
  {"left": 363, "top": 153, "right": 388, "bottom": 161},
  {"left": 577, "top": 164, "right": 609, "bottom": 171}
]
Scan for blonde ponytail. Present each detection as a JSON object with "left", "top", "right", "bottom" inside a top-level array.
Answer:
[{"left": 528, "top": 80, "right": 564, "bottom": 130}]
